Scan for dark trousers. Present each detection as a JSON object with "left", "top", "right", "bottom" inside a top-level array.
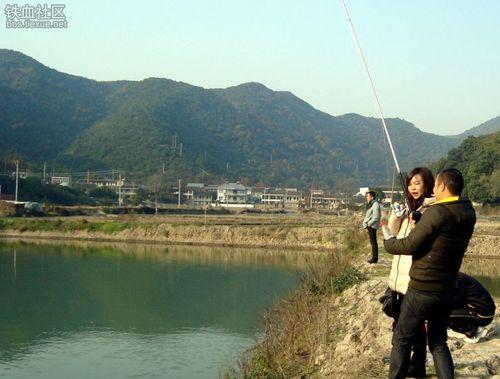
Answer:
[
  {"left": 367, "top": 226, "right": 378, "bottom": 262},
  {"left": 448, "top": 308, "right": 493, "bottom": 337},
  {"left": 389, "top": 288, "right": 455, "bottom": 379},
  {"left": 392, "top": 293, "right": 427, "bottom": 374}
]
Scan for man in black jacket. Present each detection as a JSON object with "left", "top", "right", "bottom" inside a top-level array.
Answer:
[
  {"left": 449, "top": 272, "right": 496, "bottom": 342},
  {"left": 383, "top": 169, "right": 476, "bottom": 379}
]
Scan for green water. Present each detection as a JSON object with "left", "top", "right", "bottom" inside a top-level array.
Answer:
[
  {"left": 0, "top": 241, "right": 304, "bottom": 379},
  {"left": 1, "top": 241, "right": 497, "bottom": 379}
]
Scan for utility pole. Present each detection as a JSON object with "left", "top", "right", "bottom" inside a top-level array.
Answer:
[
  {"left": 155, "top": 191, "right": 158, "bottom": 216},
  {"left": 179, "top": 143, "right": 183, "bottom": 157},
  {"left": 177, "top": 179, "right": 182, "bottom": 207},
  {"left": 15, "top": 160, "right": 19, "bottom": 202},
  {"left": 118, "top": 173, "right": 122, "bottom": 206},
  {"left": 162, "top": 162, "right": 165, "bottom": 174},
  {"left": 43, "top": 162, "right": 46, "bottom": 181},
  {"left": 87, "top": 170, "right": 90, "bottom": 184}
]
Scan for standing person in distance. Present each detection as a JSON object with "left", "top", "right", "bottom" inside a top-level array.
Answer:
[
  {"left": 382, "top": 168, "right": 476, "bottom": 379},
  {"left": 386, "top": 167, "right": 435, "bottom": 378},
  {"left": 362, "top": 190, "right": 381, "bottom": 264}
]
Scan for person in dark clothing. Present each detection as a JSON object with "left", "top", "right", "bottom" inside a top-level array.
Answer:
[
  {"left": 362, "top": 191, "right": 381, "bottom": 263},
  {"left": 382, "top": 168, "right": 476, "bottom": 379},
  {"left": 449, "top": 272, "right": 496, "bottom": 341},
  {"left": 381, "top": 271, "right": 495, "bottom": 375}
]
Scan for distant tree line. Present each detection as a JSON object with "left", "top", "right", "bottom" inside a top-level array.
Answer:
[{"left": 433, "top": 132, "right": 500, "bottom": 204}]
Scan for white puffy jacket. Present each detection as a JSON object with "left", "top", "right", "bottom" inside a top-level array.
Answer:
[{"left": 387, "top": 197, "right": 435, "bottom": 294}]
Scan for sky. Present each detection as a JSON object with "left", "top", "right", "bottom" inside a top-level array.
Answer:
[{"left": 1, "top": 0, "right": 499, "bottom": 135}]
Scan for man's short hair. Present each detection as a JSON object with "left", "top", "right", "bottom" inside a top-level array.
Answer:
[
  {"left": 367, "top": 191, "right": 376, "bottom": 198},
  {"left": 437, "top": 169, "right": 464, "bottom": 196}
]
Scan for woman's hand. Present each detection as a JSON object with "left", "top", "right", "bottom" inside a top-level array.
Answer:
[
  {"left": 409, "top": 213, "right": 417, "bottom": 229},
  {"left": 391, "top": 202, "right": 407, "bottom": 218}
]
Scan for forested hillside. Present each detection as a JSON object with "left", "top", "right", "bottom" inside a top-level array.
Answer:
[
  {"left": 434, "top": 131, "right": 500, "bottom": 203},
  {"left": 1, "top": 49, "right": 499, "bottom": 189}
]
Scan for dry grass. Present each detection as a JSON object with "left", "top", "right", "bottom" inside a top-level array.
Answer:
[
  {"left": 225, "top": 223, "right": 369, "bottom": 378},
  {"left": 0, "top": 214, "right": 364, "bottom": 251}
]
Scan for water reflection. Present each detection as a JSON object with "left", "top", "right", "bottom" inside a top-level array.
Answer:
[
  {"left": 0, "top": 240, "right": 309, "bottom": 378},
  {"left": 0, "top": 238, "right": 327, "bottom": 270}
]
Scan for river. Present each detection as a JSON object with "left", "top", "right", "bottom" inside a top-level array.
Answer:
[{"left": 0, "top": 241, "right": 310, "bottom": 379}]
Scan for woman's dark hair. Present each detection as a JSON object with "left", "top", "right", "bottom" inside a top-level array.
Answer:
[{"left": 405, "top": 167, "right": 434, "bottom": 209}]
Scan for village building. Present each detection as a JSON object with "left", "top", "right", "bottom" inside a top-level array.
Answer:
[
  {"left": 51, "top": 176, "right": 72, "bottom": 186},
  {"left": 216, "top": 182, "right": 254, "bottom": 208},
  {"left": 261, "top": 188, "right": 304, "bottom": 208},
  {"left": 184, "top": 183, "right": 215, "bottom": 206},
  {"left": 356, "top": 186, "right": 404, "bottom": 204}
]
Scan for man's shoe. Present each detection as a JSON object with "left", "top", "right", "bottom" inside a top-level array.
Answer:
[
  {"left": 464, "top": 326, "right": 488, "bottom": 343},
  {"left": 367, "top": 259, "right": 378, "bottom": 264},
  {"left": 447, "top": 328, "right": 467, "bottom": 339}
]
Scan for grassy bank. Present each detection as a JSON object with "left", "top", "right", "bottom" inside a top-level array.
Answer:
[
  {"left": 224, "top": 219, "right": 500, "bottom": 378},
  {"left": 0, "top": 214, "right": 361, "bottom": 250},
  {"left": 0, "top": 217, "right": 137, "bottom": 234},
  {"left": 225, "top": 224, "right": 371, "bottom": 378},
  {"left": 1, "top": 215, "right": 498, "bottom": 256}
]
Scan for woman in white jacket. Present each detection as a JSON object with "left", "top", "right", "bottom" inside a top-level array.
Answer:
[{"left": 387, "top": 167, "right": 435, "bottom": 378}]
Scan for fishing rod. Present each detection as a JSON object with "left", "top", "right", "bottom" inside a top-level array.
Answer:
[{"left": 340, "top": 0, "right": 416, "bottom": 215}]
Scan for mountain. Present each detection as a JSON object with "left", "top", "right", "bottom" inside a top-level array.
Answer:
[
  {"left": 0, "top": 49, "right": 496, "bottom": 189},
  {"left": 453, "top": 116, "right": 500, "bottom": 139},
  {"left": 0, "top": 50, "right": 107, "bottom": 162},
  {"left": 434, "top": 131, "right": 500, "bottom": 203}
]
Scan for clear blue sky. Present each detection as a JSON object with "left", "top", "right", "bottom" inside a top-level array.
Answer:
[{"left": 2, "top": 0, "right": 499, "bottom": 134}]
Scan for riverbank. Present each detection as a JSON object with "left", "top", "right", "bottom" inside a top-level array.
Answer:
[
  {"left": 226, "top": 219, "right": 499, "bottom": 378},
  {"left": 233, "top": 259, "right": 499, "bottom": 378},
  {"left": 315, "top": 268, "right": 499, "bottom": 378},
  {"left": 0, "top": 214, "right": 363, "bottom": 251},
  {"left": 0, "top": 214, "right": 499, "bottom": 257}
]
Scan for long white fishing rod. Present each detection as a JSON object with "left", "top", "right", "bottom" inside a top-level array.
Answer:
[{"left": 340, "top": 0, "right": 414, "bottom": 211}]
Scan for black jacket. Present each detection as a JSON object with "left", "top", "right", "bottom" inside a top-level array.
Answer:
[
  {"left": 384, "top": 198, "right": 476, "bottom": 292},
  {"left": 454, "top": 272, "right": 496, "bottom": 317}
]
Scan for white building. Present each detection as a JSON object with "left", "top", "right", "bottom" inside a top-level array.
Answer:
[
  {"left": 217, "top": 183, "right": 248, "bottom": 204},
  {"left": 184, "top": 183, "right": 215, "bottom": 206},
  {"left": 261, "top": 188, "right": 304, "bottom": 208},
  {"left": 356, "top": 186, "right": 404, "bottom": 204},
  {"left": 51, "top": 176, "right": 72, "bottom": 186}
]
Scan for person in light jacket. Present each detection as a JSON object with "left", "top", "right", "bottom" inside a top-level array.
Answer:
[
  {"left": 362, "top": 190, "right": 381, "bottom": 263},
  {"left": 386, "top": 167, "right": 435, "bottom": 378}
]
